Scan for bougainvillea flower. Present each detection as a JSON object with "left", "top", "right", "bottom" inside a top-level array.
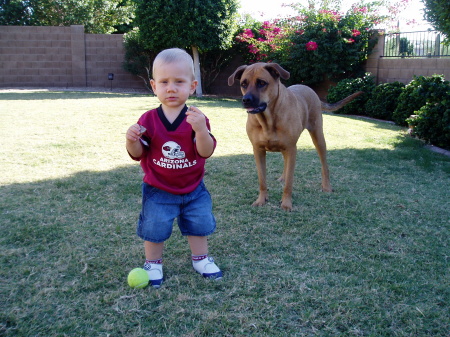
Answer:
[
  {"left": 352, "top": 29, "right": 361, "bottom": 37},
  {"left": 306, "top": 41, "right": 318, "bottom": 51},
  {"left": 243, "top": 29, "right": 254, "bottom": 39},
  {"left": 248, "top": 44, "right": 259, "bottom": 54}
]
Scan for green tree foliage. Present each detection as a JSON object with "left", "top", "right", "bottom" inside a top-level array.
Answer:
[
  {"left": 122, "top": 28, "right": 157, "bottom": 91},
  {"left": 0, "top": 0, "right": 31, "bottom": 25},
  {"left": 133, "top": 0, "right": 238, "bottom": 52},
  {"left": 132, "top": 0, "right": 238, "bottom": 96},
  {"left": 422, "top": 0, "right": 450, "bottom": 44},
  {"left": 0, "top": 0, "right": 134, "bottom": 33}
]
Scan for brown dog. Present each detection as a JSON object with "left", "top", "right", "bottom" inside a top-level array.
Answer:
[{"left": 228, "top": 62, "right": 362, "bottom": 211}]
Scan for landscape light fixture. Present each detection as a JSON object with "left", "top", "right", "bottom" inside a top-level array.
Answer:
[{"left": 108, "top": 73, "right": 114, "bottom": 90}]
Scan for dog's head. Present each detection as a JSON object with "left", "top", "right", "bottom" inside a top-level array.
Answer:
[{"left": 228, "top": 63, "right": 290, "bottom": 114}]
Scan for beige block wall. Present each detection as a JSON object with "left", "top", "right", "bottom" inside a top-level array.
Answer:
[
  {"left": 1, "top": 26, "right": 449, "bottom": 92},
  {"left": 375, "top": 58, "right": 450, "bottom": 84},
  {"left": 85, "top": 34, "right": 143, "bottom": 89},
  {"left": 1, "top": 26, "right": 73, "bottom": 87},
  {"left": 0, "top": 25, "right": 144, "bottom": 89}
]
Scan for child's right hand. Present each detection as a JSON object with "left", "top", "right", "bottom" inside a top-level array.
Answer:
[{"left": 126, "top": 124, "right": 143, "bottom": 143}]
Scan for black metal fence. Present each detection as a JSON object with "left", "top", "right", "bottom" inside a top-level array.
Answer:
[{"left": 382, "top": 30, "right": 450, "bottom": 58}]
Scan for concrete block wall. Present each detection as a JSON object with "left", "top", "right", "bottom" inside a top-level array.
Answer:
[
  {"left": 0, "top": 26, "right": 73, "bottom": 87},
  {"left": 85, "top": 33, "right": 143, "bottom": 89},
  {"left": 207, "top": 55, "right": 243, "bottom": 97},
  {"left": 0, "top": 25, "right": 144, "bottom": 89},
  {"left": 1, "top": 25, "right": 448, "bottom": 92},
  {"left": 376, "top": 58, "right": 450, "bottom": 83}
]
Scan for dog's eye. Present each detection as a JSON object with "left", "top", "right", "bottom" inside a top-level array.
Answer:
[
  {"left": 240, "top": 80, "right": 248, "bottom": 89},
  {"left": 256, "top": 80, "right": 267, "bottom": 88}
]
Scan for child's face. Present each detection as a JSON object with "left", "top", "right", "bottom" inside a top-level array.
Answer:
[{"left": 150, "top": 61, "right": 197, "bottom": 114}]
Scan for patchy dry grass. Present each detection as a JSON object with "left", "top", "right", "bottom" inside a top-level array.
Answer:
[{"left": 1, "top": 90, "right": 449, "bottom": 336}]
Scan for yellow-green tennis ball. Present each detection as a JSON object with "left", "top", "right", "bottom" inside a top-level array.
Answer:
[{"left": 127, "top": 268, "right": 149, "bottom": 289}]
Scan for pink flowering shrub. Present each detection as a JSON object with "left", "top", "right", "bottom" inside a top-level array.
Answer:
[
  {"left": 305, "top": 41, "right": 318, "bottom": 51},
  {"left": 235, "top": 20, "right": 290, "bottom": 62},
  {"left": 236, "top": 1, "right": 390, "bottom": 85}
]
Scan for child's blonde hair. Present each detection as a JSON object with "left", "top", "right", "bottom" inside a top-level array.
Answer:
[{"left": 152, "top": 48, "right": 195, "bottom": 80}]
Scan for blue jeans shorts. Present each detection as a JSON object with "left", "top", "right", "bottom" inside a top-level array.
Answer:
[{"left": 137, "top": 181, "right": 216, "bottom": 243}]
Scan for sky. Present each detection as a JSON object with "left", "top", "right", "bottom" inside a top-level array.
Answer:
[{"left": 238, "top": 0, "right": 433, "bottom": 31}]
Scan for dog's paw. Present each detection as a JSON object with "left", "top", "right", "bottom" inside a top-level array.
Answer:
[
  {"left": 252, "top": 195, "right": 268, "bottom": 207},
  {"left": 280, "top": 202, "right": 293, "bottom": 211}
]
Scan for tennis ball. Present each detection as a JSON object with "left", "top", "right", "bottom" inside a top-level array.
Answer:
[{"left": 127, "top": 268, "right": 149, "bottom": 289}]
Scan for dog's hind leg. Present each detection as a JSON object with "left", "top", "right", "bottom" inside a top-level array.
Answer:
[{"left": 309, "top": 129, "right": 332, "bottom": 192}]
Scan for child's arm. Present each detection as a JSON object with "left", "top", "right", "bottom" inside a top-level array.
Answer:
[
  {"left": 126, "top": 123, "right": 144, "bottom": 158},
  {"left": 186, "top": 106, "right": 214, "bottom": 158}
]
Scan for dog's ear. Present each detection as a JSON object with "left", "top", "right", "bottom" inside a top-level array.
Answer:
[
  {"left": 265, "top": 63, "right": 290, "bottom": 80},
  {"left": 228, "top": 65, "right": 248, "bottom": 86}
]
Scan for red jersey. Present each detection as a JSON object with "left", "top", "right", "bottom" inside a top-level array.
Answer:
[{"left": 130, "top": 105, "right": 216, "bottom": 195}]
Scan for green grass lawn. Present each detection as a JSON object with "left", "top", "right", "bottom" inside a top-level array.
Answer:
[{"left": 1, "top": 90, "right": 449, "bottom": 336}]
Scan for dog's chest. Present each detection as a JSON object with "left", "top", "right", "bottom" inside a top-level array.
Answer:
[
  {"left": 247, "top": 114, "right": 296, "bottom": 151},
  {"left": 249, "top": 130, "right": 288, "bottom": 151}
]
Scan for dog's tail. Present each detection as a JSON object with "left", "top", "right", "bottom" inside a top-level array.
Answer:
[{"left": 321, "top": 91, "right": 364, "bottom": 112}]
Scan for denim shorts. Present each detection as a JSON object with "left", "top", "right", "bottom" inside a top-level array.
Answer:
[{"left": 137, "top": 181, "right": 216, "bottom": 243}]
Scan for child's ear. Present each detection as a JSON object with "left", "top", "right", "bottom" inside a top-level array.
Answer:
[
  {"left": 150, "top": 79, "right": 157, "bottom": 92},
  {"left": 190, "top": 80, "right": 198, "bottom": 94}
]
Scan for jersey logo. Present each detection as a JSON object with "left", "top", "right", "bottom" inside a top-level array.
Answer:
[{"left": 162, "top": 141, "right": 185, "bottom": 160}]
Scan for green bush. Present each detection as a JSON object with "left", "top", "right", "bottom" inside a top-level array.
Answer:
[
  {"left": 122, "top": 28, "right": 156, "bottom": 91},
  {"left": 406, "top": 93, "right": 450, "bottom": 150},
  {"left": 326, "top": 73, "right": 376, "bottom": 115},
  {"left": 393, "top": 75, "right": 450, "bottom": 126},
  {"left": 365, "top": 81, "right": 405, "bottom": 120}
]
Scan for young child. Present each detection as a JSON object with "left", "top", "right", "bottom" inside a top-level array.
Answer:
[{"left": 126, "top": 48, "right": 222, "bottom": 288}]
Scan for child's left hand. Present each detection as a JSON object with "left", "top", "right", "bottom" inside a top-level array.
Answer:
[{"left": 186, "top": 106, "right": 208, "bottom": 133}]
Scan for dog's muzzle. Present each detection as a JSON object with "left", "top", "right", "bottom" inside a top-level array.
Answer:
[
  {"left": 242, "top": 95, "right": 267, "bottom": 114},
  {"left": 246, "top": 104, "right": 267, "bottom": 114}
]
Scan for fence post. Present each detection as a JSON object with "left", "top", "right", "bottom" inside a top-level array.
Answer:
[
  {"left": 435, "top": 33, "right": 441, "bottom": 57},
  {"left": 364, "top": 30, "right": 385, "bottom": 84}
]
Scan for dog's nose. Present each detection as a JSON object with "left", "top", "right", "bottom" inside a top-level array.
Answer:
[{"left": 242, "top": 95, "right": 254, "bottom": 106}]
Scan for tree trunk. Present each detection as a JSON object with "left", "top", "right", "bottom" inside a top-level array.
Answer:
[{"left": 191, "top": 46, "right": 203, "bottom": 97}]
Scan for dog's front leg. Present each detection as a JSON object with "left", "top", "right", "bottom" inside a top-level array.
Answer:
[
  {"left": 252, "top": 147, "right": 268, "bottom": 206},
  {"left": 280, "top": 147, "right": 297, "bottom": 211}
]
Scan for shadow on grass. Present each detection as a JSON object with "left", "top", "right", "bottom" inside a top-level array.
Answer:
[{"left": 1, "top": 147, "right": 449, "bottom": 336}]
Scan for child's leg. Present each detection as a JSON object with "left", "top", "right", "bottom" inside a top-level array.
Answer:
[
  {"left": 143, "top": 241, "right": 164, "bottom": 288},
  {"left": 187, "top": 235, "right": 208, "bottom": 255},
  {"left": 188, "top": 236, "right": 222, "bottom": 280},
  {"left": 144, "top": 241, "right": 164, "bottom": 260}
]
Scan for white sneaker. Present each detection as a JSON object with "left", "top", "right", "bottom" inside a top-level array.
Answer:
[
  {"left": 143, "top": 263, "right": 163, "bottom": 288},
  {"left": 192, "top": 256, "right": 223, "bottom": 280}
]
